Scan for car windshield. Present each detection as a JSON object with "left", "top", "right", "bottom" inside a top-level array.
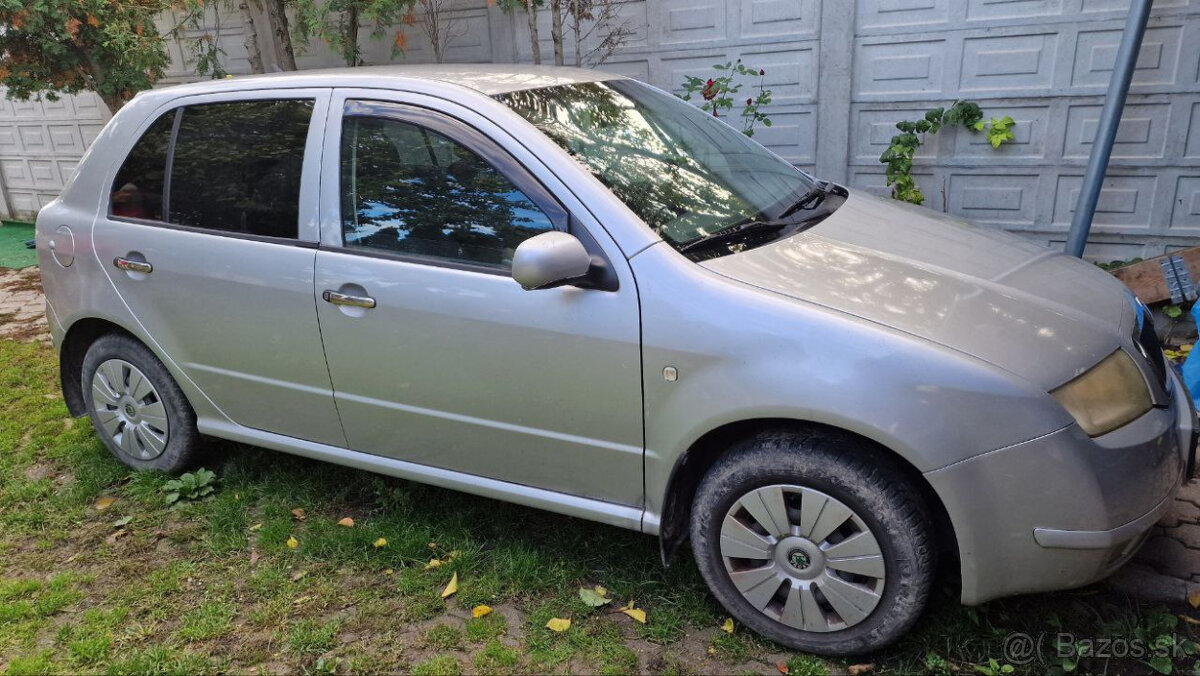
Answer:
[{"left": 496, "top": 80, "right": 816, "bottom": 249}]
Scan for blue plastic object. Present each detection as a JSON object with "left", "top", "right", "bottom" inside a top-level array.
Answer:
[{"left": 1182, "top": 303, "right": 1200, "bottom": 402}]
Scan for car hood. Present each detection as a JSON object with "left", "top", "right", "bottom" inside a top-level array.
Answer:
[{"left": 700, "top": 190, "right": 1133, "bottom": 390}]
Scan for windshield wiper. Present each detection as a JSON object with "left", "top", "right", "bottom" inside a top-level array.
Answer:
[
  {"left": 776, "top": 179, "right": 833, "bottom": 221},
  {"left": 677, "top": 220, "right": 791, "bottom": 254}
]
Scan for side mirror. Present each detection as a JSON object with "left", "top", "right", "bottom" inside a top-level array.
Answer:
[{"left": 512, "top": 231, "right": 594, "bottom": 290}]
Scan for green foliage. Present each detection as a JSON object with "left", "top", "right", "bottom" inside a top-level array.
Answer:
[
  {"left": 1164, "top": 304, "right": 1184, "bottom": 319},
  {"left": 973, "top": 657, "right": 1014, "bottom": 675},
  {"left": 162, "top": 468, "right": 217, "bottom": 505},
  {"left": 679, "top": 60, "right": 773, "bottom": 137},
  {"left": 170, "top": 1, "right": 229, "bottom": 79},
  {"left": 292, "top": 0, "right": 415, "bottom": 66},
  {"left": 0, "top": 0, "right": 171, "bottom": 113},
  {"left": 880, "top": 101, "right": 1016, "bottom": 205}
]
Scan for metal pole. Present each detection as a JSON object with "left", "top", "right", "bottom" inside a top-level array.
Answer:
[{"left": 1064, "top": 0, "right": 1154, "bottom": 258}]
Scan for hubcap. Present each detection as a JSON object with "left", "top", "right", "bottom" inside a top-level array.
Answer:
[
  {"left": 90, "top": 359, "right": 170, "bottom": 461},
  {"left": 719, "top": 484, "right": 885, "bottom": 632}
]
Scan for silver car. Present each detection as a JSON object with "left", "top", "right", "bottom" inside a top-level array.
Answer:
[{"left": 37, "top": 65, "right": 1195, "bottom": 655}]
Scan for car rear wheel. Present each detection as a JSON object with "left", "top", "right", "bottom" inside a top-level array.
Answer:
[
  {"left": 81, "top": 333, "right": 201, "bottom": 473},
  {"left": 690, "top": 429, "right": 935, "bottom": 655}
]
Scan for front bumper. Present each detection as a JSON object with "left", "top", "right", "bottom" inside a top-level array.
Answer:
[{"left": 926, "top": 365, "right": 1196, "bottom": 605}]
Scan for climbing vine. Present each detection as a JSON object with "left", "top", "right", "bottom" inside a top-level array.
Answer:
[{"left": 880, "top": 101, "right": 1017, "bottom": 205}]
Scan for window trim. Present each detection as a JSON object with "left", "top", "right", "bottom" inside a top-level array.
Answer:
[{"left": 106, "top": 96, "right": 321, "bottom": 245}]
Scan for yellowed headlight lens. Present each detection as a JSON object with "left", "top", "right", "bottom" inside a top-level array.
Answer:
[{"left": 1050, "top": 350, "right": 1152, "bottom": 437}]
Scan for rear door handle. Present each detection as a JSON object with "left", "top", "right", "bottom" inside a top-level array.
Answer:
[
  {"left": 322, "top": 289, "right": 376, "bottom": 309},
  {"left": 113, "top": 257, "right": 152, "bottom": 274}
]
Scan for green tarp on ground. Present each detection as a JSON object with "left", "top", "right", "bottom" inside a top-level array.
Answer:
[{"left": 0, "top": 221, "right": 36, "bottom": 270}]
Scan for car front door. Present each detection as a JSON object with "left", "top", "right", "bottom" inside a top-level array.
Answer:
[
  {"left": 313, "top": 92, "right": 643, "bottom": 507},
  {"left": 93, "top": 90, "right": 345, "bottom": 447}
]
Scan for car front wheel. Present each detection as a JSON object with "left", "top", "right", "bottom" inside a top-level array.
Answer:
[{"left": 689, "top": 428, "right": 935, "bottom": 655}]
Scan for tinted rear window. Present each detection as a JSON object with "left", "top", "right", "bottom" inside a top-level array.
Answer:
[
  {"left": 168, "top": 100, "right": 313, "bottom": 239},
  {"left": 110, "top": 111, "right": 175, "bottom": 221}
]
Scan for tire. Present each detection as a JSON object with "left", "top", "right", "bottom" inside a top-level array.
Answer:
[
  {"left": 81, "top": 332, "right": 201, "bottom": 473},
  {"left": 689, "top": 428, "right": 935, "bottom": 656}
]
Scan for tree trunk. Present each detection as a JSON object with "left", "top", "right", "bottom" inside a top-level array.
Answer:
[
  {"left": 525, "top": 0, "right": 541, "bottom": 65},
  {"left": 571, "top": 0, "right": 582, "bottom": 66},
  {"left": 345, "top": 4, "right": 360, "bottom": 65},
  {"left": 549, "top": 0, "right": 564, "bottom": 66},
  {"left": 239, "top": 0, "right": 266, "bottom": 73},
  {"left": 262, "top": 0, "right": 297, "bottom": 70}
]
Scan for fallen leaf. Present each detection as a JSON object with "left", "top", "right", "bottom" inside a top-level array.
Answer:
[
  {"left": 707, "top": 646, "right": 716, "bottom": 656},
  {"left": 287, "top": 536, "right": 299, "bottom": 549},
  {"left": 249, "top": 549, "right": 260, "bottom": 565},
  {"left": 111, "top": 516, "right": 132, "bottom": 528},
  {"left": 848, "top": 664, "right": 874, "bottom": 676},
  {"left": 249, "top": 523, "right": 262, "bottom": 532},
  {"left": 1189, "top": 591, "right": 1200, "bottom": 609},
  {"left": 291, "top": 508, "right": 306, "bottom": 521},
  {"left": 337, "top": 517, "right": 355, "bottom": 527},
  {"left": 94, "top": 496, "right": 116, "bottom": 511},
  {"left": 621, "top": 606, "right": 646, "bottom": 624},
  {"left": 721, "top": 617, "right": 734, "bottom": 634},
  {"left": 777, "top": 662, "right": 789, "bottom": 674},
  {"left": 441, "top": 572, "right": 458, "bottom": 599},
  {"left": 291, "top": 570, "right": 308, "bottom": 581},
  {"left": 546, "top": 617, "right": 571, "bottom": 632},
  {"left": 472, "top": 604, "right": 493, "bottom": 618},
  {"left": 383, "top": 568, "right": 394, "bottom": 576},
  {"left": 104, "top": 528, "right": 126, "bottom": 544},
  {"left": 373, "top": 538, "right": 387, "bottom": 549},
  {"left": 579, "top": 586, "right": 612, "bottom": 607},
  {"left": 424, "top": 558, "right": 443, "bottom": 570}
]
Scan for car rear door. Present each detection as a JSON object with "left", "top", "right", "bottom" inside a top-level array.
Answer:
[
  {"left": 92, "top": 89, "right": 345, "bottom": 446},
  {"left": 312, "top": 90, "right": 644, "bottom": 507}
]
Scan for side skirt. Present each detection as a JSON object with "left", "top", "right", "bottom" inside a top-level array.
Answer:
[{"left": 199, "top": 419, "right": 650, "bottom": 534}]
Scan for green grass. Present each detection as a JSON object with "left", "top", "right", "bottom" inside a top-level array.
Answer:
[
  {"left": 0, "top": 222, "right": 35, "bottom": 269},
  {"left": 1, "top": 337, "right": 1199, "bottom": 674}
]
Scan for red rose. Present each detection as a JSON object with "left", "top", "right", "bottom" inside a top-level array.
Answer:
[{"left": 746, "top": 97, "right": 753, "bottom": 105}]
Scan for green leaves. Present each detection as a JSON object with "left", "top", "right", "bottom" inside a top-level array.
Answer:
[
  {"left": 678, "top": 59, "right": 774, "bottom": 137},
  {"left": 162, "top": 468, "right": 217, "bottom": 506},
  {"left": 880, "top": 102, "right": 1016, "bottom": 205},
  {"left": 0, "top": 0, "right": 171, "bottom": 112}
]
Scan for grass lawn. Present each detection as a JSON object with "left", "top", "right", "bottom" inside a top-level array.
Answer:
[{"left": 1, "top": 337, "right": 1198, "bottom": 675}]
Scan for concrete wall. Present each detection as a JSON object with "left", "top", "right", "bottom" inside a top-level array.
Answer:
[{"left": 2, "top": 0, "right": 1199, "bottom": 260}]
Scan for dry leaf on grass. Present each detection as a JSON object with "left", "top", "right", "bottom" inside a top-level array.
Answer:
[
  {"left": 373, "top": 538, "right": 388, "bottom": 548},
  {"left": 104, "top": 528, "right": 126, "bottom": 544},
  {"left": 111, "top": 516, "right": 132, "bottom": 528},
  {"left": 441, "top": 572, "right": 458, "bottom": 599},
  {"left": 337, "top": 517, "right": 355, "bottom": 527},
  {"left": 721, "top": 618, "right": 734, "bottom": 634},
  {"left": 249, "top": 549, "right": 260, "bottom": 566},
  {"left": 291, "top": 508, "right": 306, "bottom": 521},
  {"left": 472, "top": 605, "right": 493, "bottom": 618},
  {"left": 1189, "top": 591, "right": 1200, "bottom": 609},
  {"left": 383, "top": 568, "right": 394, "bottom": 576},
  {"left": 620, "top": 604, "right": 646, "bottom": 624},
  {"left": 94, "top": 496, "right": 116, "bottom": 511},
  {"left": 579, "top": 586, "right": 611, "bottom": 607},
  {"left": 546, "top": 617, "right": 571, "bottom": 632},
  {"left": 777, "top": 662, "right": 789, "bottom": 674},
  {"left": 291, "top": 570, "right": 308, "bottom": 581},
  {"left": 848, "top": 664, "right": 874, "bottom": 675},
  {"left": 424, "top": 558, "right": 443, "bottom": 570},
  {"left": 286, "top": 536, "right": 299, "bottom": 549},
  {"left": 249, "top": 523, "right": 262, "bottom": 532}
]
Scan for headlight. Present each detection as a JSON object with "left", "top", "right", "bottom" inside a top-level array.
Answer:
[{"left": 1051, "top": 350, "right": 1152, "bottom": 437}]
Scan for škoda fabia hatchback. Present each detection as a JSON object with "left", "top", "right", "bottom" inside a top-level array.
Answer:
[{"left": 37, "top": 65, "right": 1195, "bottom": 654}]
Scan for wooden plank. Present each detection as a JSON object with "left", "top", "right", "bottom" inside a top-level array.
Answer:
[{"left": 1110, "top": 247, "right": 1200, "bottom": 304}]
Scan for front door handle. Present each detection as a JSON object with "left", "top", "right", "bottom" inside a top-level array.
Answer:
[
  {"left": 113, "top": 257, "right": 152, "bottom": 274},
  {"left": 322, "top": 289, "right": 376, "bottom": 309}
]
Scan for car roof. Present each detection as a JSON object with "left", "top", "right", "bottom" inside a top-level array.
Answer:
[{"left": 149, "top": 64, "right": 626, "bottom": 98}]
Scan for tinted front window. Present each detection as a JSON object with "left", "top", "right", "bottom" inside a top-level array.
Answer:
[
  {"left": 497, "top": 81, "right": 814, "bottom": 248},
  {"left": 340, "top": 115, "right": 554, "bottom": 269},
  {"left": 169, "top": 100, "right": 313, "bottom": 239},
  {"left": 111, "top": 111, "right": 175, "bottom": 221}
]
